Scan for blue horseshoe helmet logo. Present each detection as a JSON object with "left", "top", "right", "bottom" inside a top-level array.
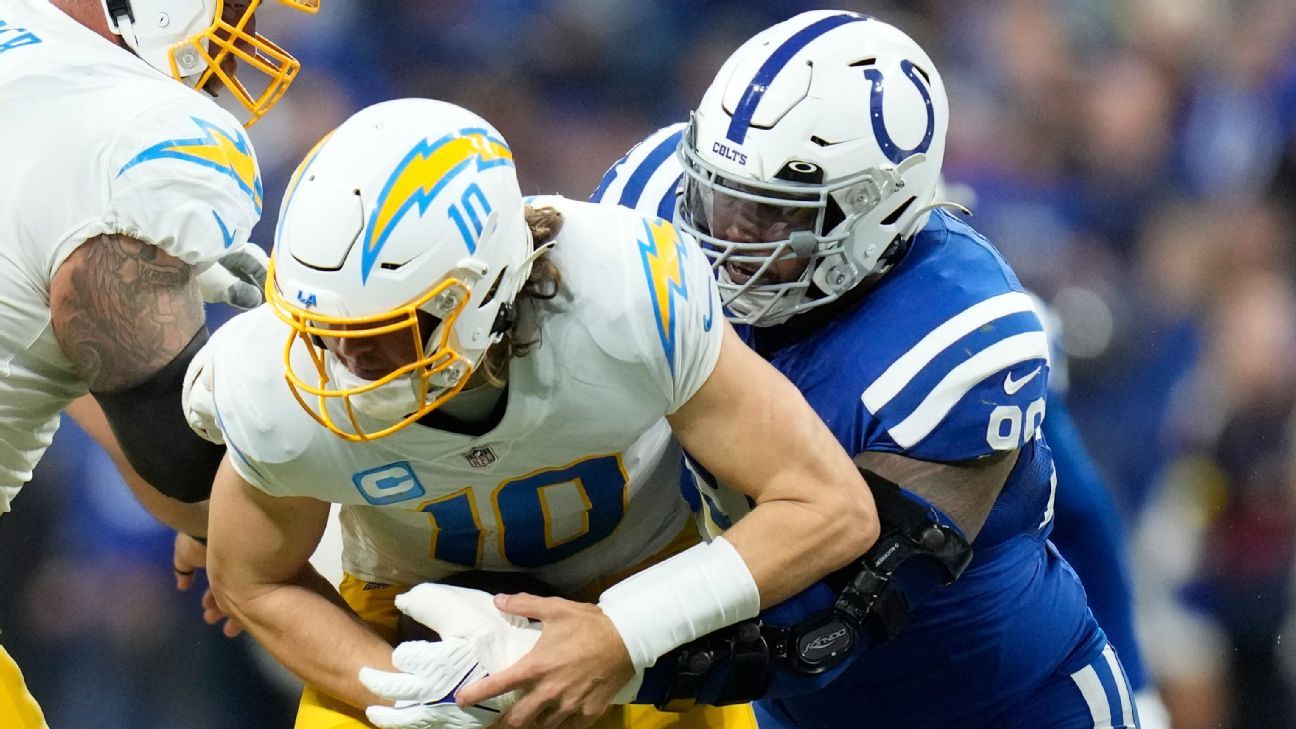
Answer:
[{"left": 862, "top": 60, "right": 935, "bottom": 164}]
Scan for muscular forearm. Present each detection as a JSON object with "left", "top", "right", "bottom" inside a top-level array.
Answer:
[
  {"left": 722, "top": 496, "right": 872, "bottom": 608},
  {"left": 689, "top": 397, "right": 878, "bottom": 607},
  {"left": 208, "top": 459, "right": 391, "bottom": 709},
  {"left": 669, "top": 325, "right": 878, "bottom": 607},
  {"left": 217, "top": 570, "right": 396, "bottom": 709}
]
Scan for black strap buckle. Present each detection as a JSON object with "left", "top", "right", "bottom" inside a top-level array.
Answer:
[{"left": 104, "top": 0, "right": 134, "bottom": 23}]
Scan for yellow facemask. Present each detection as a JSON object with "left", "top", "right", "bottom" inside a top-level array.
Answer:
[
  {"left": 265, "top": 257, "right": 476, "bottom": 442},
  {"left": 172, "top": 0, "right": 320, "bottom": 127}
]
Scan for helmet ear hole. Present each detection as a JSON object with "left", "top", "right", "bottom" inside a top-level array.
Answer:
[
  {"left": 823, "top": 196, "right": 846, "bottom": 234},
  {"left": 880, "top": 197, "right": 916, "bottom": 227},
  {"left": 415, "top": 310, "right": 441, "bottom": 350},
  {"left": 477, "top": 269, "right": 506, "bottom": 308}
]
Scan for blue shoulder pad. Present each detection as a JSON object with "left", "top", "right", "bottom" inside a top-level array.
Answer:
[{"left": 591, "top": 123, "right": 687, "bottom": 221}]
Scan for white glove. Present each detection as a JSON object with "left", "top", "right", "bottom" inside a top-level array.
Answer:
[
  {"left": 359, "top": 584, "right": 542, "bottom": 729},
  {"left": 181, "top": 335, "right": 222, "bottom": 444},
  {"left": 196, "top": 242, "right": 268, "bottom": 309}
]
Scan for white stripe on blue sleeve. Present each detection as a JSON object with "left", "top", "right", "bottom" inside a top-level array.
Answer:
[
  {"left": 1072, "top": 661, "right": 1115, "bottom": 727},
  {"left": 886, "top": 331, "right": 1050, "bottom": 448},
  {"left": 1102, "top": 645, "right": 1136, "bottom": 726},
  {"left": 1071, "top": 644, "right": 1139, "bottom": 728},
  {"left": 862, "top": 291, "right": 1039, "bottom": 413}
]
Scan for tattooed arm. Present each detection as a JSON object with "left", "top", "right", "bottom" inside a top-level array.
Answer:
[
  {"left": 50, "top": 233, "right": 203, "bottom": 392},
  {"left": 50, "top": 233, "right": 223, "bottom": 511}
]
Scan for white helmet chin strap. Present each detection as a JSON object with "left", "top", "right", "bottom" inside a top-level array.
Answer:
[
  {"left": 101, "top": 0, "right": 210, "bottom": 80},
  {"left": 103, "top": 0, "right": 137, "bottom": 45}
]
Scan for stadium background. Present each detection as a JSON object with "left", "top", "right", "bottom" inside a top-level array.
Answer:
[{"left": 3, "top": 0, "right": 1296, "bottom": 726}]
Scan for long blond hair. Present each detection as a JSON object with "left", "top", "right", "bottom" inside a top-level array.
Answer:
[{"left": 479, "top": 205, "right": 563, "bottom": 385}]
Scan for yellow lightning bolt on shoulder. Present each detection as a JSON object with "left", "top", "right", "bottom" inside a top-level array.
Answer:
[
  {"left": 165, "top": 131, "right": 257, "bottom": 197},
  {"left": 637, "top": 218, "right": 691, "bottom": 373},
  {"left": 117, "top": 117, "right": 264, "bottom": 213}
]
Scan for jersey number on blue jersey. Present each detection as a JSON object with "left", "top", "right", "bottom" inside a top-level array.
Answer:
[
  {"left": 986, "top": 396, "right": 1046, "bottom": 450},
  {"left": 419, "top": 454, "right": 629, "bottom": 568}
]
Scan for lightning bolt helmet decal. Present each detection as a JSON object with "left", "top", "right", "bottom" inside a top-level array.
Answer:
[{"left": 363, "top": 129, "right": 514, "bottom": 283}]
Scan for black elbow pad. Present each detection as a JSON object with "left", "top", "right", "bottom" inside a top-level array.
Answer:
[{"left": 93, "top": 329, "right": 223, "bottom": 503}]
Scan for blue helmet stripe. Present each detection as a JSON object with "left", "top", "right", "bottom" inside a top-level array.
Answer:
[
  {"left": 725, "top": 13, "right": 866, "bottom": 144},
  {"left": 618, "top": 128, "right": 684, "bottom": 209}
]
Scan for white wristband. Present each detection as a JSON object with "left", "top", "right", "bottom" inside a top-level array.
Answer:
[{"left": 598, "top": 536, "right": 760, "bottom": 673}]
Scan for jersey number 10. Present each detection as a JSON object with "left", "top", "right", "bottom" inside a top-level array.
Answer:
[{"left": 418, "top": 454, "right": 629, "bottom": 568}]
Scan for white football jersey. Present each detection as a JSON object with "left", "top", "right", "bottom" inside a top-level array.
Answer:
[
  {"left": 212, "top": 197, "right": 723, "bottom": 592},
  {"left": 0, "top": 0, "right": 262, "bottom": 510}
]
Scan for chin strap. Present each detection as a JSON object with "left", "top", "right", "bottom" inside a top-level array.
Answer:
[
  {"left": 102, "top": 0, "right": 143, "bottom": 59},
  {"left": 490, "top": 303, "right": 515, "bottom": 336},
  {"left": 103, "top": 0, "right": 134, "bottom": 30}
]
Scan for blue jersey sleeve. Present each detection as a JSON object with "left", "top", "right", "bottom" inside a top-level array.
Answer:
[
  {"left": 766, "top": 212, "right": 1052, "bottom": 462},
  {"left": 856, "top": 301, "right": 1050, "bottom": 458}
]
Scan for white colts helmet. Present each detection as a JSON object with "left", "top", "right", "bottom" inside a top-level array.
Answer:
[
  {"left": 266, "top": 98, "right": 534, "bottom": 441},
  {"left": 677, "top": 10, "right": 949, "bottom": 326},
  {"left": 101, "top": 0, "right": 319, "bottom": 126}
]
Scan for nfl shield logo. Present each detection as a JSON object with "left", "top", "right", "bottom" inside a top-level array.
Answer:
[{"left": 464, "top": 445, "right": 497, "bottom": 468}]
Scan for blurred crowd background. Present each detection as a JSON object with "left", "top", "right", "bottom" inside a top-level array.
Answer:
[{"left": 4, "top": 0, "right": 1296, "bottom": 726}]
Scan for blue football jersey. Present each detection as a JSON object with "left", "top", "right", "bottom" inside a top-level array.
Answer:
[
  {"left": 595, "top": 130, "right": 1114, "bottom": 727},
  {"left": 747, "top": 211, "right": 1106, "bottom": 726}
]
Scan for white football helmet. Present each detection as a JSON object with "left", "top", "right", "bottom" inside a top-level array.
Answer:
[
  {"left": 266, "top": 98, "right": 534, "bottom": 441},
  {"left": 677, "top": 10, "right": 949, "bottom": 326},
  {"left": 101, "top": 0, "right": 319, "bottom": 126}
]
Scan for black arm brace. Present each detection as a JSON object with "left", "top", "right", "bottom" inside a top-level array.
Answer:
[
  {"left": 649, "top": 469, "right": 973, "bottom": 710},
  {"left": 92, "top": 328, "right": 224, "bottom": 504}
]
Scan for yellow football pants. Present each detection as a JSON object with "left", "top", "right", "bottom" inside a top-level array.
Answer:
[
  {"left": 0, "top": 645, "right": 48, "bottom": 729},
  {"left": 294, "top": 529, "right": 758, "bottom": 729}
]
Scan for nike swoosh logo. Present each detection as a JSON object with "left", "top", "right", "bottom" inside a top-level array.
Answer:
[
  {"left": 702, "top": 286, "right": 715, "bottom": 332},
  {"left": 1003, "top": 365, "right": 1042, "bottom": 395}
]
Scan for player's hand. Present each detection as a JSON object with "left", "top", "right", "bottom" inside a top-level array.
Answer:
[
  {"left": 173, "top": 532, "right": 242, "bottom": 638},
  {"left": 181, "top": 337, "right": 222, "bottom": 444},
  {"left": 196, "top": 242, "right": 268, "bottom": 309},
  {"left": 361, "top": 645, "right": 503, "bottom": 729},
  {"left": 359, "top": 584, "right": 541, "bottom": 729},
  {"left": 456, "top": 593, "right": 642, "bottom": 729}
]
